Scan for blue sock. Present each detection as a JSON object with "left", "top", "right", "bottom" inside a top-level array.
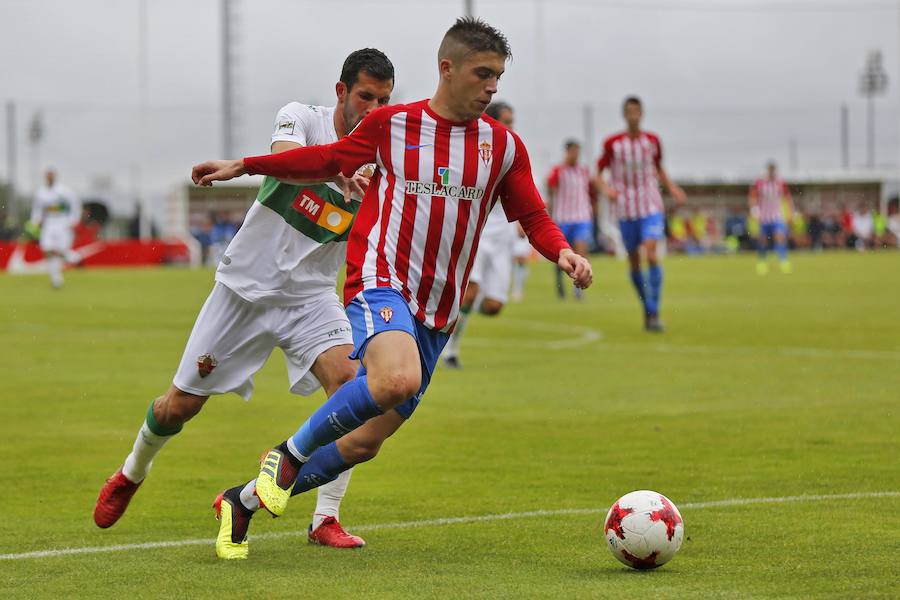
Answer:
[
  {"left": 288, "top": 376, "right": 382, "bottom": 459},
  {"left": 290, "top": 442, "right": 348, "bottom": 496},
  {"left": 775, "top": 242, "right": 787, "bottom": 261},
  {"left": 629, "top": 270, "right": 648, "bottom": 313},
  {"left": 648, "top": 264, "right": 663, "bottom": 315}
]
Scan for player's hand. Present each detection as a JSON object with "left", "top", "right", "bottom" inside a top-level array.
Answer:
[
  {"left": 331, "top": 173, "right": 369, "bottom": 204},
  {"left": 671, "top": 184, "right": 687, "bottom": 206},
  {"left": 558, "top": 249, "right": 593, "bottom": 289},
  {"left": 605, "top": 186, "right": 618, "bottom": 201},
  {"left": 192, "top": 159, "right": 246, "bottom": 186}
]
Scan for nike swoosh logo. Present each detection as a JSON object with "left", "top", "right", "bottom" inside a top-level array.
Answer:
[
  {"left": 405, "top": 143, "right": 432, "bottom": 150},
  {"left": 377, "top": 277, "right": 391, "bottom": 282}
]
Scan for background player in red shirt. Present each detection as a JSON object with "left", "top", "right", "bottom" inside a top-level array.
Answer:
[
  {"left": 192, "top": 17, "right": 592, "bottom": 558},
  {"left": 749, "top": 160, "right": 793, "bottom": 274},
  {"left": 547, "top": 140, "right": 596, "bottom": 299},
  {"left": 597, "top": 96, "right": 685, "bottom": 331}
]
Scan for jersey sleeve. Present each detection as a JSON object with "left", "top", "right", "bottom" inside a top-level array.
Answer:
[
  {"left": 271, "top": 102, "right": 312, "bottom": 147},
  {"left": 66, "top": 187, "right": 82, "bottom": 226},
  {"left": 547, "top": 165, "right": 560, "bottom": 189},
  {"left": 244, "top": 106, "right": 389, "bottom": 180},
  {"left": 597, "top": 138, "right": 613, "bottom": 171}
]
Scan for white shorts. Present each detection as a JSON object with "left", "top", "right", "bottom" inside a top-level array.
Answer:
[
  {"left": 39, "top": 224, "right": 73, "bottom": 254},
  {"left": 469, "top": 233, "right": 513, "bottom": 304},
  {"left": 512, "top": 235, "right": 532, "bottom": 259},
  {"left": 173, "top": 283, "right": 353, "bottom": 400}
]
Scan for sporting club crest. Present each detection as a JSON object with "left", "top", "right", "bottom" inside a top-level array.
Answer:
[
  {"left": 197, "top": 353, "right": 218, "bottom": 378},
  {"left": 479, "top": 140, "right": 492, "bottom": 166},
  {"left": 379, "top": 306, "right": 394, "bottom": 323}
]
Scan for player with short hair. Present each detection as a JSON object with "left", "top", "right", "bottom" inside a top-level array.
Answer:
[
  {"left": 547, "top": 139, "right": 596, "bottom": 299},
  {"left": 193, "top": 17, "right": 592, "bottom": 558},
  {"left": 30, "top": 169, "right": 82, "bottom": 289},
  {"left": 596, "top": 96, "right": 685, "bottom": 332},
  {"left": 749, "top": 161, "right": 793, "bottom": 274},
  {"left": 94, "top": 49, "right": 396, "bottom": 553},
  {"left": 442, "top": 100, "right": 518, "bottom": 369}
]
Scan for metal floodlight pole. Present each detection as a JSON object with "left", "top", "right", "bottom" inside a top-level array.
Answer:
[
  {"left": 138, "top": 0, "right": 151, "bottom": 239},
  {"left": 859, "top": 49, "right": 888, "bottom": 169},
  {"left": 840, "top": 103, "right": 849, "bottom": 169},
  {"left": 5, "top": 101, "right": 16, "bottom": 216},
  {"left": 222, "top": 0, "right": 235, "bottom": 158},
  {"left": 464, "top": 0, "right": 474, "bottom": 17}
]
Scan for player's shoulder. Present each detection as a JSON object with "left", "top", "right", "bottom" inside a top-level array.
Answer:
[
  {"left": 641, "top": 131, "right": 662, "bottom": 144},
  {"left": 277, "top": 101, "right": 331, "bottom": 121},
  {"left": 603, "top": 131, "right": 628, "bottom": 145}
]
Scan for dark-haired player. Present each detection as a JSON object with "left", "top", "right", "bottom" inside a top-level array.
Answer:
[
  {"left": 94, "top": 49, "right": 395, "bottom": 555},
  {"left": 597, "top": 96, "right": 685, "bottom": 331},
  {"left": 193, "top": 17, "right": 592, "bottom": 557}
]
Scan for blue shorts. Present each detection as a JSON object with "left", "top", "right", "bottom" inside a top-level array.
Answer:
[
  {"left": 345, "top": 287, "right": 449, "bottom": 419},
  {"left": 760, "top": 221, "right": 787, "bottom": 238},
  {"left": 558, "top": 221, "right": 594, "bottom": 245},
  {"left": 619, "top": 212, "right": 665, "bottom": 253}
]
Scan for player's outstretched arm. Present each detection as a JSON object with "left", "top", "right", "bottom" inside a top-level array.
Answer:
[
  {"left": 658, "top": 167, "right": 686, "bottom": 205},
  {"left": 192, "top": 159, "right": 247, "bottom": 186}
]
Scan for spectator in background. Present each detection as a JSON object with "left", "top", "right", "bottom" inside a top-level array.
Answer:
[
  {"left": 209, "top": 210, "right": 239, "bottom": 265},
  {"left": 886, "top": 198, "right": 900, "bottom": 248},
  {"left": 790, "top": 211, "right": 809, "bottom": 249},
  {"left": 807, "top": 210, "right": 825, "bottom": 251},
  {"left": 850, "top": 203, "right": 874, "bottom": 251},
  {"left": 128, "top": 203, "right": 159, "bottom": 239}
]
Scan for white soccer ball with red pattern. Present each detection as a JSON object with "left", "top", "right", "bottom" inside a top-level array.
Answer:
[{"left": 603, "top": 490, "right": 684, "bottom": 570}]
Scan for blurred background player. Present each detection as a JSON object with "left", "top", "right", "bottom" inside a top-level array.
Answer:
[
  {"left": 749, "top": 160, "right": 793, "bottom": 274},
  {"left": 442, "top": 100, "right": 518, "bottom": 369},
  {"left": 30, "top": 169, "right": 82, "bottom": 288},
  {"left": 546, "top": 140, "right": 596, "bottom": 299},
  {"left": 94, "top": 49, "right": 395, "bottom": 553},
  {"left": 597, "top": 96, "right": 686, "bottom": 332}
]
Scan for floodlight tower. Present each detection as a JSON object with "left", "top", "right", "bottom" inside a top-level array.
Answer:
[
  {"left": 859, "top": 50, "right": 888, "bottom": 168},
  {"left": 221, "top": 0, "right": 239, "bottom": 158}
]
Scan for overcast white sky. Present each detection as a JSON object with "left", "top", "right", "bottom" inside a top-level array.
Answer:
[{"left": 3, "top": 0, "right": 900, "bottom": 219}]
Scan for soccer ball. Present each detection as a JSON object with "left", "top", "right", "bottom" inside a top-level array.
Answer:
[{"left": 603, "top": 490, "right": 684, "bottom": 570}]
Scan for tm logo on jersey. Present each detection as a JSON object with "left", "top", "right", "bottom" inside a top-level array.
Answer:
[
  {"left": 292, "top": 188, "right": 354, "bottom": 234},
  {"left": 404, "top": 166, "right": 484, "bottom": 200}
]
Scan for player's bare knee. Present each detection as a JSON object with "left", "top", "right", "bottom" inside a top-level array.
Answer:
[
  {"left": 342, "top": 438, "right": 383, "bottom": 464},
  {"left": 370, "top": 370, "right": 420, "bottom": 407},
  {"left": 480, "top": 299, "right": 503, "bottom": 316}
]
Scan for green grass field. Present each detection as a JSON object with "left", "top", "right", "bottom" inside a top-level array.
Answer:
[{"left": 1, "top": 253, "right": 898, "bottom": 599}]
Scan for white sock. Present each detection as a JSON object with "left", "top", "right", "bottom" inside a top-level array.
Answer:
[
  {"left": 312, "top": 468, "right": 353, "bottom": 529},
  {"left": 121, "top": 422, "right": 173, "bottom": 483},
  {"left": 240, "top": 479, "right": 261, "bottom": 512},
  {"left": 512, "top": 263, "right": 528, "bottom": 297},
  {"left": 445, "top": 310, "right": 471, "bottom": 357},
  {"left": 47, "top": 256, "right": 64, "bottom": 287}
]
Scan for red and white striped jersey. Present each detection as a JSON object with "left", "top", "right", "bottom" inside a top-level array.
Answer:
[
  {"left": 597, "top": 131, "right": 664, "bottom": 221},
  {"left": 245, "top": 99, "right": 563, "bottom": 332},
  {"left": 752, "top": 177, "right": 787, "bottom": 224},
  {"left": 547, "top": 164, "right": 594, "bottom": 224}
]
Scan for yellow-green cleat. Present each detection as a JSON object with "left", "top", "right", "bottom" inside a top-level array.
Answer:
[
  {"left": 255, "top": 448, "right": 298, "bottom": 518},
  {"left": 756, "top": 261, "right": 769, "bottom": 276},
  {"left": 779, "top": 260, "right": 792, "bottom": 274},
  {"left": 214, "top": 488, "right": 251, "bottom": 560}
]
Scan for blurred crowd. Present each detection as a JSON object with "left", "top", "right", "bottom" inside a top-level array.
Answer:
[
  {"left": 667, "top": 198, "right": 900, "bottom": 255},
  {"left": 189, "top": 210, "right": 245, "bottom": 265}
]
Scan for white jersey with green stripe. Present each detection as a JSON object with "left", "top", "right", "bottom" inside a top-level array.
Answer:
[{"left": 215, "top": 102, "right": 361, "bottom": 305}]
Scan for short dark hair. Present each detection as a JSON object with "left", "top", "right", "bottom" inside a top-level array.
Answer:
[
  {"left": 340, "top": 48, "right": 394, "bottom": 91},
  {"left": 623, "top": 96, "right": 642, "bottom": 111},
  {"left": 564, "top": 139, "right": 580, "bottom": 150},
  {"left": 439, "top": 17, "right": 512, "bottom": 61},
  {"left": 485, "top": 101, "right": 512, "bottom": 120}
]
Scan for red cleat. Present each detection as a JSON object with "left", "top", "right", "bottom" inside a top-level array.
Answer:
[
  {"left": 93, "top": 469, "right": 142, "bottom": 528},
  {"left": 308, "top": 516, "right": 366, "bottom": 548}
]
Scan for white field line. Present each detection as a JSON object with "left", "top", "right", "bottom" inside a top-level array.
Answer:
[
  {"left": 2, "top": 491, "right": 897, "bottom": 561},
  {"left": 459, "top": 318, "right": 899, "bottom": 360}
]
